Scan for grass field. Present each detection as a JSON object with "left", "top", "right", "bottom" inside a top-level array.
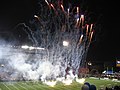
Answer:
[{"left": 0, "top": 78, "right": 120, "bottom": 90}]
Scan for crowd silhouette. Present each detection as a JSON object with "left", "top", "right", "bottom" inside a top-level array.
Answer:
[{"left": 81, "top": 82, "right": 120, "bottom": 90}]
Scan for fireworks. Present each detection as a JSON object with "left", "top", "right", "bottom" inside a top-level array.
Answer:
[
  {"left": 28, "top": 0, "right": 94, "bottom": 80},
  {"left": 45, "top": 0, "right": 49, "bottom": 6},
  {"left": 0, "top": 0, "right": 95, "bottom": 83},
  {"left": 60, "top": 4, "right": 65, "bottom": 12}
]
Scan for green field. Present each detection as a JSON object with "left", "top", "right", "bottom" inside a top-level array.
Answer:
[{"left": 0, "top": 78, "right": 120, "bottom": 90}]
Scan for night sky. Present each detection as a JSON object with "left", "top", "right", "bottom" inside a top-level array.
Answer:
[
  {"left": 87, "top": 1, "right": 120, "bottom": 62},
  {"left": 0, "top": 0, "right": 120, "bottom": 63}
]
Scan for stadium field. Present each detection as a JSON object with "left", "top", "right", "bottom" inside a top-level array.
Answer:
[{"left": 0, "top": 78, "right": 120, "bottom": 90}]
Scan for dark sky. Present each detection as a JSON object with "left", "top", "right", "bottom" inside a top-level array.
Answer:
[
  {"left": 0, "top": 0, "right": 37, "bottom": 29},
  {"left": 0, "top": 0, "right": 120, "bottom": 63},
  {"left": 87, "top": 1, "right": 120, "bottom": 62}
]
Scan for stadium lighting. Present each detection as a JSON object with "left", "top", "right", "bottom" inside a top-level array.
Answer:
[
  {"left": 36, "top": 47, "right": 45, "bottom": 50},
  {"left": 63, "top": 41, "right": 69, "bottom": 47},
  {"left": 29, "top": 46, "right": 35, "bottom": 50},
  {"left": 21, "top": 45, "right": 29, "bottom": 49},
  {"left": 21, "top": 45, "right": 45, "bottom": 50}
]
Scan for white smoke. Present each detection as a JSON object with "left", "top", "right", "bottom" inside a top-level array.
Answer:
[{"left": 0, "top": 44, "right": 67, "bottom": 81}]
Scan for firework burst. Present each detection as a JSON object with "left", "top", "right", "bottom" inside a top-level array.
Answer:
[{"left": 0, "top": 0, "right": 95, "bottom": 83}]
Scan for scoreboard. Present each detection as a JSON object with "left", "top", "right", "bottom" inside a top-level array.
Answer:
[{"left": 116, "top": 60, "right": 120, "bottom": 67}]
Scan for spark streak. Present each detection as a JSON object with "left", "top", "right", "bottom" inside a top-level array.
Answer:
[
  {"left": 90, "top": 24, "right": 93, "bottom": 32},
  {"left": 45, "top": 0, "right": 49, "bottom": 6},
  {"left": 79, "top": 34, "right": 84, "bottom": 44},
  {"left": 77, "top": 7, "right": 79, "bottom": 14},
  {"left": 90, "top": 31, "right": 94, "bottom": 42},
  {"left": 81, "top": 15, "right": 84, "bottom": 26},
  {"left": 86, "top": 24, "right": 89, "bottom": 36},
  {"left": 50, "top": 4, "right": 55, "bottom": 11},
  {"left": 76, "top": 18, "right": 80, "bottom": 27},
  {"left": 67, "top": 8, "right": 70, "bottom": 16},
  {"left": 61, "top": 4, "right": 65, "bottom": 12}
]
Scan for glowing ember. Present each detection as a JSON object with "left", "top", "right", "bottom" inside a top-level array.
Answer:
[
  {"left": 76, "top": 78, "right": 86, "bottom": 84},
  {"left": 44, "top": 80, "right": 57, "bottom": 87},
  {"left": 62, "top": 79, "right": 73, "bottom": 85}
]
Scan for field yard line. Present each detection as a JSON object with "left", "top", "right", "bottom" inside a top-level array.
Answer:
[
  {"left": 25, "top": 84, "right": 38, "bottom": 90},
  {"left": 36, "top": 83, "right": 43, "bottom": 87},
  {"left": 36, "top": 83, "right": 49, "bottom": 89},
  {"left": 11, "top": 84, "right": 20, "bottom": 90},
  {"left": 2, "top": 83, "right": 11, "bottom": 90},
  {"left": 33, "top": 84, "right": 43, "bottom": 89},
  {"left": 16, "top": 83, "right": 28, "bottom": 90},
  {"left": 21, "top": 83, "right": 37, "bottom": 90}
]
